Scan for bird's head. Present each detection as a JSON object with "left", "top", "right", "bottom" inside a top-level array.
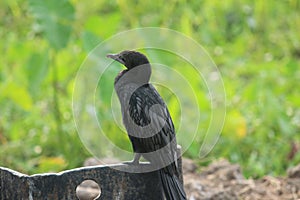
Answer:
[
  {"left": 107, "top": 50, "right": 150, "bottom": 70},
  {"left": 107, "top": 50, "right": 151, "bottom": 84}
]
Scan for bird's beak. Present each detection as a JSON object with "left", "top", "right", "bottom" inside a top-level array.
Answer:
[{"left": 106, "top": 53, "right": 125, "bottom": 65}]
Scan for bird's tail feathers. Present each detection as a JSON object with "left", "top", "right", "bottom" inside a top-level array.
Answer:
[{"left": 159, "top": 170, "right": 186, "bottom": 200}]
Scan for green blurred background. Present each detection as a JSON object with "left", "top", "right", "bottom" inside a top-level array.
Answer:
[{"left": 0, "top": 0, "right": 299, "bottom": 177}]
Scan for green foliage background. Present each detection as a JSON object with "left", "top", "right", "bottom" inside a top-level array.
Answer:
[{"left": 0, "top": 0, "right": 299, "bottom": 177}]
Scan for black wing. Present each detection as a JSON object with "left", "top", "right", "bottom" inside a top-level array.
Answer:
[{"left": 123, "top": 84, "right": 179, "bottom": 174}]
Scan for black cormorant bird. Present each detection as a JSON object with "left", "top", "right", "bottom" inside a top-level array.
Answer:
[{"left": 107, "top": 50, "right": 186, "bottom": 200}]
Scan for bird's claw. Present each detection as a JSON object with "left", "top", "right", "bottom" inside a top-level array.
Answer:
[{"left": 123, "top": 160, "right": 140, "bottom": 165}]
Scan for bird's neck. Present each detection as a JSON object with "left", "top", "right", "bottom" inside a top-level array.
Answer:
[{"left": 114, "top": 64, "right": 151, "bottom": 86}]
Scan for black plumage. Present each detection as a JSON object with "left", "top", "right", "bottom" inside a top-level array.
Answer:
[{"left": 107, "top": 50, "right": 186, "bottom": 200}]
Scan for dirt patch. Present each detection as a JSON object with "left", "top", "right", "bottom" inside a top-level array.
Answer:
[{"left": 183, "top": 158, "right": 300, "bottom": 200}]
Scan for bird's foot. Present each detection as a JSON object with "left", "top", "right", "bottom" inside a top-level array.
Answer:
[
  {"left": 123, "top": 153, "right": 141, "bottom": 165},
  {"left": 123, "top": 160, "right": 140, "bottom": 165}
]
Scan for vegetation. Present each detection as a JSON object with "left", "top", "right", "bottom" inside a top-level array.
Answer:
[{"left": 0, "top": 0, "right": 299, "bottom": 177}]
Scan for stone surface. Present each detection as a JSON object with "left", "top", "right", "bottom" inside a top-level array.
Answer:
[
  {"left": 287, "top": 163, "right": 300, "bottom": 178},
  {"left": 0, "top": 164, "right": 164, "bottom": 200}
]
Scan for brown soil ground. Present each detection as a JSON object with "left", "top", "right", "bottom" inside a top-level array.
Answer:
[{"left": 183, "top": 158, "right": 300, "bottom": 200}]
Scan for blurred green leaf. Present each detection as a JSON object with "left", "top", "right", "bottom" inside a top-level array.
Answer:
[
  {"left": 82, "top": 31, "right": 101, "bottom": 52},
  {"left": 85, "top": 13, "right": 121, "bottom": 39},
  {"left": 3, "top": 82, "right": 33, "bottom": 111},
  {"left": 28, "top": 0, "right": 75, "bottom": 50},
  {"left": 286, "top": 59, "right": 298, "bottom": 74},
  {"left": 223, "top": 110, "right": 247, "bottom": 139},
  {"left": 36, "top": 156, "right": 67, "bottom": 173},
  {"left": 25, "top": 51, "right": 49, "bottom": 98}
]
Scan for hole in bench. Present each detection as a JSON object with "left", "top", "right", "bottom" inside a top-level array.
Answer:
[{"left": 76, "top": 179, "right": 101, "bottom": 200}]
